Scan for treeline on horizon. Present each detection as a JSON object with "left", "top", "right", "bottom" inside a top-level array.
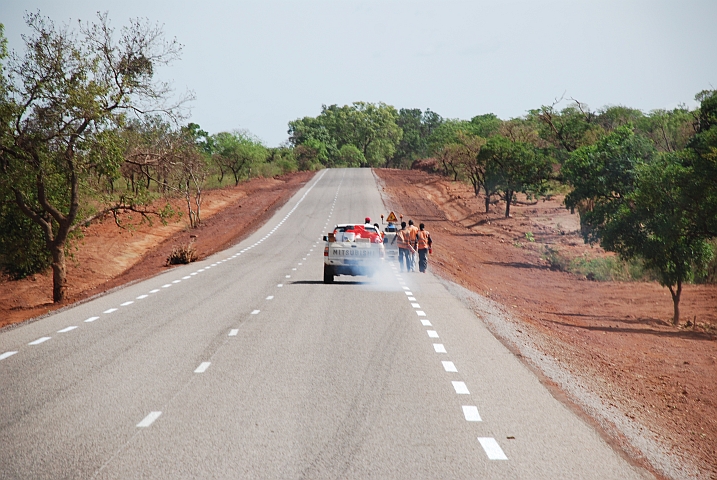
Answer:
[{"left": 0, "top": 13, "right": 715, "bottom": 324}]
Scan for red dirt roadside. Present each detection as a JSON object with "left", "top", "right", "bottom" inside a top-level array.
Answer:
[
  {"left": 374, "top": 168, "right": 716, "bottom": 479},
  {"left": 0, "top": 171, "right": 315, "bottom": 329}
]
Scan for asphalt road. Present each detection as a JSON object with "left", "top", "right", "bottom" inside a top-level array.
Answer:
[{"left": 0, "top": 168, "right": 653, "bottom": 479}]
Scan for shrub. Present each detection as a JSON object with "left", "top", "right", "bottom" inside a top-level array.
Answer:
[{"left": 166, "top": 243, "right": 198, "bottom": 265}]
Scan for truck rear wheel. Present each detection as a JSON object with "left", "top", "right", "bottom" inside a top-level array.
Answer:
[{"left": 323, "top": 265, "right": 334, "bottom": 284}]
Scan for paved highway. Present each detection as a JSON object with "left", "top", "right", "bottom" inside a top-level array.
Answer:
[{"left": 0, "top": 169, "right": 652, "bottom": 478}]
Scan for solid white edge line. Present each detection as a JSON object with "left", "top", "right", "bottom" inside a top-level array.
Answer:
[
  {"left": 194, "top": 362, "right": 211, "bottom": 373},
  {"left": 137, "top": 411, "right": 162, "bottom": 427},
  {"left": 433, "top": 343, "right": 447, "bottom": 353},
  {"left": 478, "top": 437, "right": 508, "bottom": 460},
  {"left": 0, "top": 351, "right": 18, "bottom": 361},
  {"left": 29, "top": 337, "right": 51, "bottom": 345},
  {"left": 463, "top": 406, "right": 482, "bottom": 422}
]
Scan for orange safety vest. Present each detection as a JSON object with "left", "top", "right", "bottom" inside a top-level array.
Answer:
[
  {"left": 407, "top": 225, "right": 419, "bottom": 245},
  {"left": 397, "top": 229, "right": 410, "bottom": 249},
  {"left": 417, "top": 230, "right": 431, "bottom": 250}
]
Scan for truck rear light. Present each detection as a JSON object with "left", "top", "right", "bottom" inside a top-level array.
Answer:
[{"left": 324, "top": 246, "right": 329, "bottom": 257}]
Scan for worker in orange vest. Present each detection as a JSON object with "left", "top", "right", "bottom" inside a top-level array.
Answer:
[
  {"left": 416, "top": 223, "right": 433, "bottom": 273},
  {"left": 407, "top": 219, "right": 419, "bottom": 272},
  {"left": 396, "top": 221, "right": 414, "bottom": 273}
]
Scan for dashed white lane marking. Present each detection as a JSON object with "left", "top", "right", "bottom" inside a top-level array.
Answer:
[
  {"left": 463, "top": 406, "right": 482, "bottom": 422},
  {"left": 427, "top": 330, "right": 439, "bottom": 338},
  {"left": 84, "top": 316, "right": 99, "bottom": 323},
  {"left": 190, "top": 272, "right": 198, "bottom": 276},
  {"left": 298, "top": 263, "right": 302, "bottom": 266},
  {"left": 285, "top": 275, "right": 291, "bottom": 278},
  {"left": 402, "top": 286, "right": 409, "bottom": 290},
  {"left": 452, "top": 381, "right": 470, "bottom": 394},
  {"left": 29, "top": 337, "right": 51, "bottom": 345},
  {"left": 136, "top": 295, "right": 148, "bottom": 300},
  {"left": 266, "top": 296, "right": 274, "bottom": 300},
  {"left": 120, "top": 301, "right": 134, "bottom": 306},
  {"left": 416, "top": 311, "right": 426, "bottom": 316},
  {"left": 194, "top": 362, "right": 211, "bottom": 373},
  {"left": 421, "top": 320, "right": 432, "bottom": 326},
  {"left": 408, "top": 297, "right": 416, "bottom": 301},
  {"left": 172, "top": 280, "right": 181, "bottom": 284},
  {"left": 58, "top": 326, "right": 78, "bottom": 333},
  {"left": 228, "top": 329, "right": 239, "bottom": 336},
  {"left": 0, "top": 351, "right": 18, "bottom": 361},
  {"left": 433, "top": 343, "right": 447, "bottom": 353},
  {"left": 292, "top": 268, "right": 297, "bottom": 271},
  {"left": 411, "top": 303, "right": 420, "bottom": 308},
  {"left": 197, "top": 269, "right": 205, "bottom": 272},
  {"left": 103, "top": 308, "right": 118, "bottom": 314},
  {"left": 478, "top": 437, "right": 508, "bottom": 460},
  {"left": 182, "top": 276, "right": 191, "bottom": 280},
  {"left": 149, "top": 289, "right": 160, "bottom": 293},
  {"left": 161, "top": 284, "right": 172, "bottom": 288},
  {"left": 137, "top": 411, "right": 162, "bottom": 427},
  {"left": 442, "top": 361, "right": 458, "bottom": 373},
  {"left": 405, "top": 291, "right": 412, "bottom": 295},
  {"left": 251, "top": 310, "right": 260, "bottom": 315}
]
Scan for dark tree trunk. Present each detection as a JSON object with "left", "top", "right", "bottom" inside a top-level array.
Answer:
[
  {"left": 504, "top": 190, "right": 513, "bottom": 217},
  {"left": 50, "top": 244, "right": 67, "bottom": 302},
  {"left": 668, "top": 281, "right": 682, "bottom": 325}
]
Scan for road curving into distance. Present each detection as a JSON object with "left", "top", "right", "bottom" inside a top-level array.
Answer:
[{"left": 0, "top": 168, "right": 653, "bottom": 479}]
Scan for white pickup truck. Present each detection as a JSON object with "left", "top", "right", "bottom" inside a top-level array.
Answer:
[{"left": 323, "top": 223, "right": 384, "bottom": 283}]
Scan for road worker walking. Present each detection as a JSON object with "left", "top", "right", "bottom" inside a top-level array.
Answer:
[
  {"left": 407, "top": 219, "right": 419, "bottom": 272},
  {"left": 397, "top": 221, "right": 413, "bottom": 273},
  {"left": 416, "top": 223, "right": 433, "bottom": 273}
]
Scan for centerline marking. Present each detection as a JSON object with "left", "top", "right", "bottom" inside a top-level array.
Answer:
[
  {"left": 137, "top": 411, "right": 162, "bottom": 428},
  {"left": 442, "top": 361, "right": 458, "bottom": 373},
  {"left": 421, "top": 320, "right": 432, "bottom": 326},
  {"left": 478, "top": 437, "right": 508, "bottom": 460},
  {"left": 0, "top": 351, "right": 18, "bottom": 361},
  {"left": 103, "top": 308, "right": 117, "bottom": 314},
  {"left": 433, "top": 344, "right": 447, "bottom": 353},
  {"left": 452, "top": 381, "right": 470, "bottom": 394},
  {"left": 463, "top": 406, "right": 482, "bottom": 422},
  {"left": 194, "top": 362, "right": 211, "bottom": 373},
  {"left": 251, "top": 310, "right": 260, "bottom": 315},
  {"left": 29, "top": 337, "right": 51, "bottom": 345},
  {"left": 84, "top": 316, "right": 99, "bottom": 323},
  {"left": 427, "top": 330, "right": 439, "bottom": 338},
  {"left": 228, "top": 329, "right": 239, "bottom": 336},
  {"left": 58, "top": 326, "right": 78, "bottom": 333}
]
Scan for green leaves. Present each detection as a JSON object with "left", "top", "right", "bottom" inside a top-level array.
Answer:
[{"left": 288, "top": 101, "right": 402, "bottom": 168}]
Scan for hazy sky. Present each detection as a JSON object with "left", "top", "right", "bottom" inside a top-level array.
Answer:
[{"left": 2, "top": 1, "right": 716, "bottom": 146}]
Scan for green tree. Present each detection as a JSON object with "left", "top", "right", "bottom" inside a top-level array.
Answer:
[
  {"left": 0, "top": 12, "right": 187, "bottom": 302},
  {"left": 288, "top": 102, "right": 402, "bottom": 167},
  {"left": 212, "top": 131, "right": 267, "bottom": 185},
  {"left": 390, "top": 108, "right": 443, "bottom": 168},
  {"left": 480, "top": 135, "right": 551, "bottom": 217},
  {"left": 563, "top": 125, "right": 714, "bottom": 325}
]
